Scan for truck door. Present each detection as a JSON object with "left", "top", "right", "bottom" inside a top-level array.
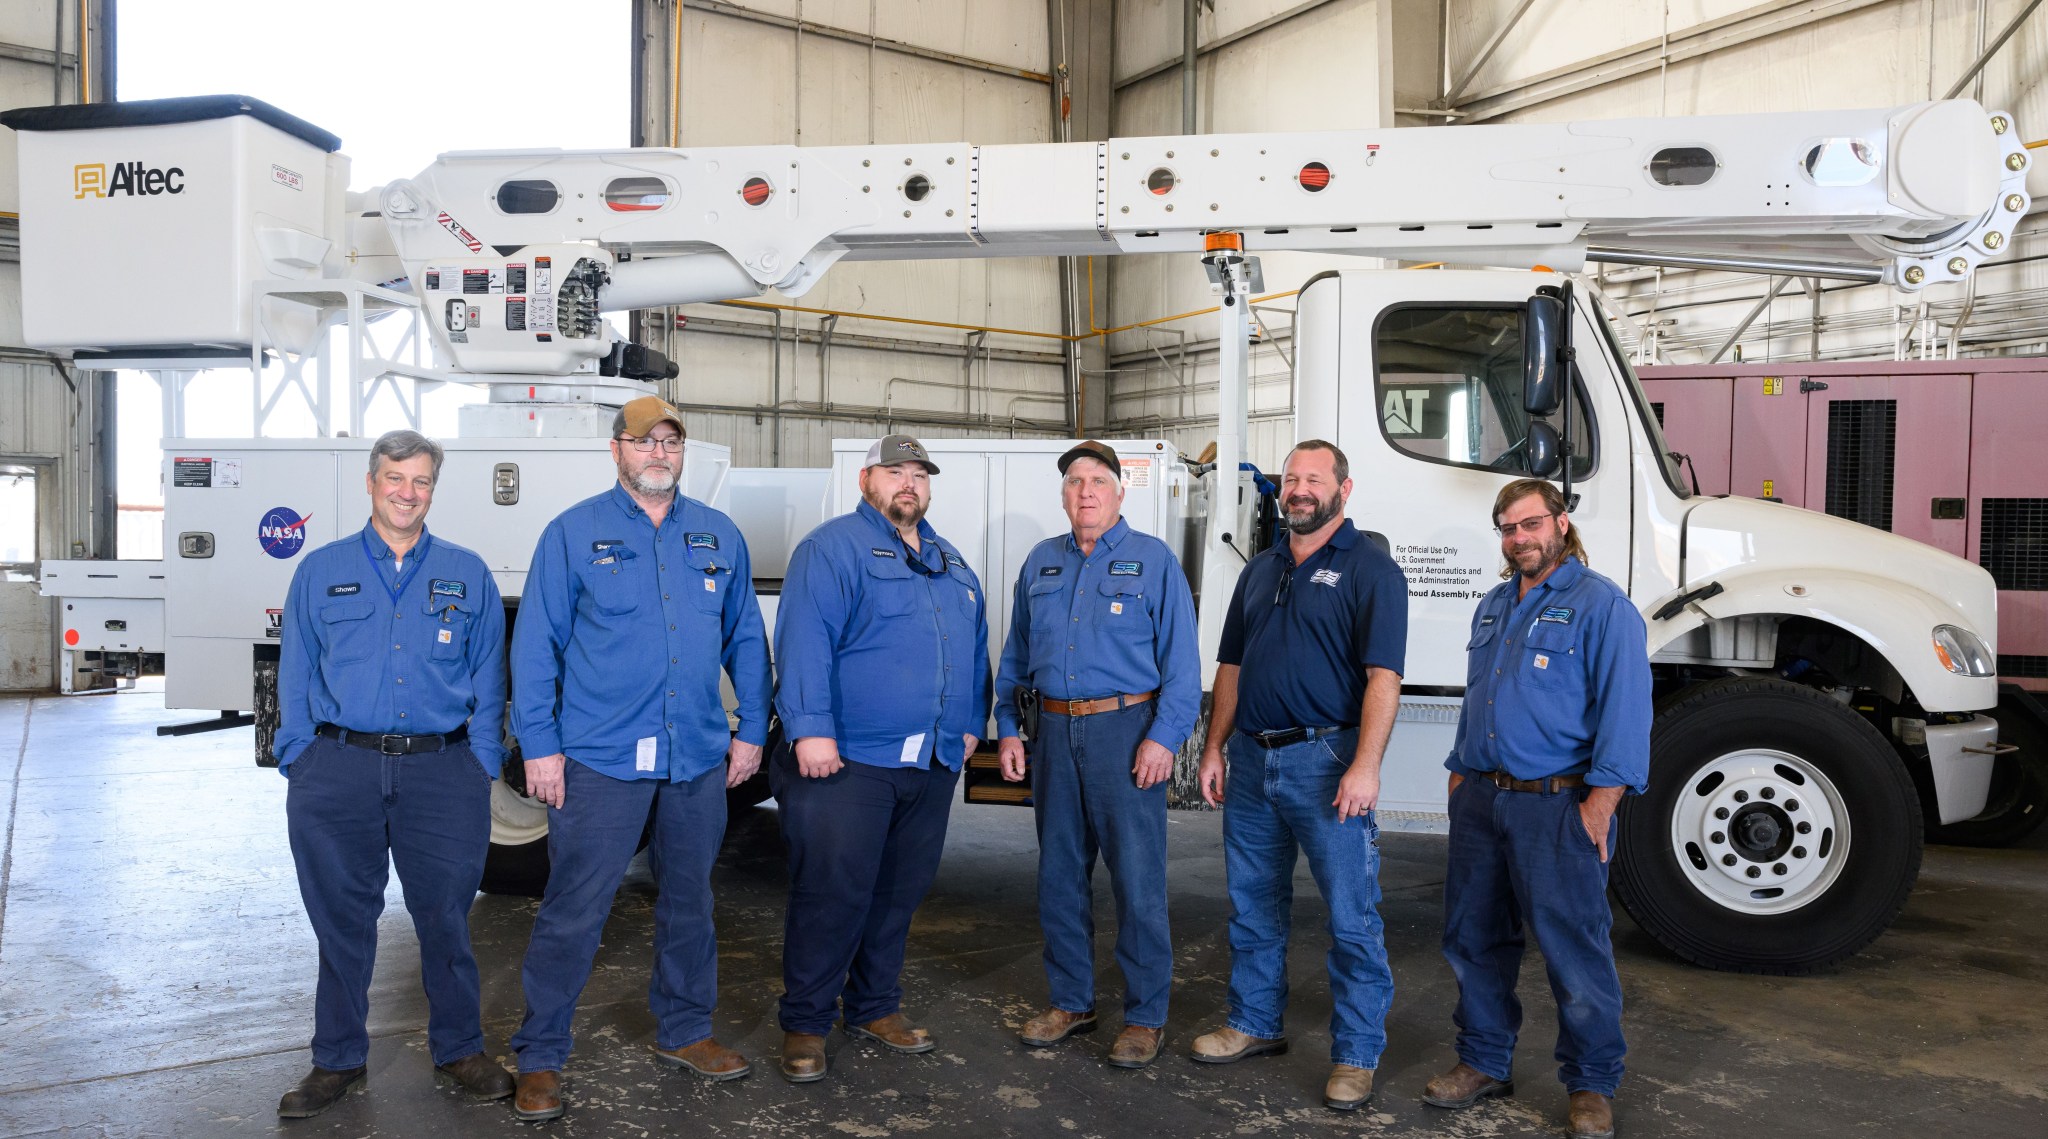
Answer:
[{"left": 1317, "top": 271, "right": 1636, "bottom": 690}]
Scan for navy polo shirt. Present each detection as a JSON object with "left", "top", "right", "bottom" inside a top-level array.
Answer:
[
  {"left": 1217, "top": 518, "right": 1409, "bottom": 734},
  {"left": 1447, "top": 556, "right": 1652, "bottom": 792}
]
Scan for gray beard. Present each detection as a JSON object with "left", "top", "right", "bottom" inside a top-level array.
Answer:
[
  {"left": 1284, "top": 496, "right": 1342, "bottom": 534},
  {"left": 625, "top": 465, "right": 677, "bottom": 497}
]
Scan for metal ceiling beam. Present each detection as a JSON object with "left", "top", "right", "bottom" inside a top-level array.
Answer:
[
  {"left": 682, "top": 0, "right": 1051, "bottom": 85},
  {"left": 1115, "top": 0, "right": 1339, "bottom": 89},
  {"left": 1441, "top": 0, "right": 1539, "bottom": 109},
  {"left": 1942, "top": 0, "right": 2044, "bottom": 99},
  {"left": 1708, "top": 275, "right": 1794, "bottom": 364}
]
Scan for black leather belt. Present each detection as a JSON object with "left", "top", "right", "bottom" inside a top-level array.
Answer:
[
  {"left": 1484, "top": 770, "right": 1585, "bottom": 794},
  {"left": 317, "top": 723, "right": 469, "bottom": 755},
  {"left": 1244, "top": 724, "right": 1354, "bottom": 749}
]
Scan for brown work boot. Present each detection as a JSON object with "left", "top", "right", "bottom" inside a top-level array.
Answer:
[
  {"left": 1569, "top": 1091, "right": 1615, "bottom": 1138},
  {"left": 1106, "top": 1025, "right": 1163, "bottom": 1069},
  {"left": 845, "top": 1012, "right": 936, "bottom": 1054},
  {"left": 1019, "top": 1007, "right": 1097, "bottom": 1047},
  {"left": 1189, "top": 1025, "right": 1288, "bottom": 1064},
  {"left": 780, "top": 1032, "right": 828, "bottom": 1083},
  {"left": 1423, "top": 1061, "right": 1515, "bottom": 1108},
  {"left": 511, "top": 1070, "right": 563, "bottom": 1121},
  {"left": 433, "top": 1053, "right": 513, "bottom": 1100},
  {"left": 652, "top": 1037, "right": 752, "bottom": 1082},
  {"left": 1323, "top": 1064, "right": 1375, "bottom": 1111},
  {"left": 277, "top": 1065, "right": 365, "bottom": 1119}
]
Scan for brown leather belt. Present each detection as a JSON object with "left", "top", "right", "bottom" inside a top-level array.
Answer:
[
  {"left": 1485, "top": 770, "right": 1585, "bottom": 794},
  {"left": 1041, "top": 691, "right": 1156, "bottom": 717}
]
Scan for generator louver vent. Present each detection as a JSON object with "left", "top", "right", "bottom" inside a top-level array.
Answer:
[
  {"left": 1824, "top": 400, "right": 1896, "bottom": 531},
  {"left": 1651, "top": 401, "right": 1666, "bottom": 426},
  {"left": 1998, "top": 655, "right": 2048, "bottom": 678},
  {"left": 1981, "top": 498, "right": 2048, "bottom": 591}
]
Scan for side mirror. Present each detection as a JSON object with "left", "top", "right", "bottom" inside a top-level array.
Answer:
[
  {"left": 1525, "top": 421, "right": 1562, "bottom": 478},
  {"left": 1523, "top": 293, "right": 1565, "bottom": 417}
]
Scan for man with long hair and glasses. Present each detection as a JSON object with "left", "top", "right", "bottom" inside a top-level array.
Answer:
[
  {"left": 1422, "top": 478, "right": 1650, "bottom": 1139},
  {"left": 1191, "top": 439, "right": 1409, "bottom": 1114},
  {"left": 507, "top": 397, "right": 771, "bottom": 1120}
]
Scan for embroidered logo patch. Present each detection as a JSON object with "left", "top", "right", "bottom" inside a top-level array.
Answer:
[
  {"left": 327, "top": 582, "right": 360, "bottom": 596},
  {"left": 1534, "top": 653, "right": 1551, "bottom": 669},
  {"left": 687, "top": 532, "right": 718, "bottom": 550},
  {"left": 1310, "top": 568, "right": 1343, "bottom": 586},
  {"left": 437, "top": 628, "right": 453, "bottom": 644},
  {"left": 1540, "top": 606, "right": 1575, "bottom": 624},
  {"left": 430, "top": 579, "right": 466, "bottom": 599},
  {"left": 1109, "top": 560, "right": 1142, "bottom": 576},
  {"left": 704, "top": 577, "right": 717, "bottom": 592},
  {"left": 1039, "top": 565, "right": 1063, "bottom": 576},
  {"left": 944, "top": 552, "right": 965, "bottom": 568},
  {"left": 870, "top": 547, "right": 897, "bottom": 558},
  {"left": 1110, "top": 601, "right": 1124, "bottom": 615}
]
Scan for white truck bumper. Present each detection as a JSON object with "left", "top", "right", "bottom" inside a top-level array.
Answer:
[{"left": 1926, "top": 716, "right": 2001, "bottom": 825}]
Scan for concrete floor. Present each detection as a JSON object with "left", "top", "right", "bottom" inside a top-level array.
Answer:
[{"left": 2, "top": 688, "right": 2045, "bottom": 1138}]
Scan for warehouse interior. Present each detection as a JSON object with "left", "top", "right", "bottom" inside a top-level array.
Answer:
[{"left": 4, "top": 1, "right": 2048, "bottom": 1136}]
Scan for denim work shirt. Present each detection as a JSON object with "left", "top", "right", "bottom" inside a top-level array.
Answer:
[
  {"left": 992, "top": 517, "right": 1201, "bottom": 751},
  {"left": 1447, "top": 556, "right": 1652, "bottom": 792},
  {"left": 511, "top": 484, "right": 771, "bottom": 782},
  {"left": 774, "top": 500, "right": 991, "bottom": 770},
  {"left": 276, "top": 524, "right": 506, "bottom": 775}
]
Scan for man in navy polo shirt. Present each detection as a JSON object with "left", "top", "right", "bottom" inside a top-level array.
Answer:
[
  {"left": 994, "top": 440, "right": 1200, "bottom": 1069},
  {"left": 1192, "top": 438, "right": 1408, "bottom": 1114},
  {"left": 1422, "top": 479, "right": 1649, "bottom": 1139},
  {"left": 772, "top": 434, "right": 991, "bottom": 1083},
  {"left": 507, "top": 396, "right": 771, "bottom": 1120},
  {"left": 274, "top": 429, "right": 512, "bottom": 1117}
]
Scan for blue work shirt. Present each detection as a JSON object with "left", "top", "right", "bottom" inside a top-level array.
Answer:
[
  {"left": 276, "top": 523, "right": 505, "bottom": 775},
  {"left": 993, "top": 517, "right": 1201, "bottom": 751},
  {"left": 775, "top": 500, "right": 991, "bottom": 771},
  {"left": 510, "top": 484, "right": 771, "bottom": 783},
  {"left": 1447, "top": 556, "right": 1652, "bottom": 792},
  {"left": 1217, "top": 519, "right": 1409, "bottom": 734}
]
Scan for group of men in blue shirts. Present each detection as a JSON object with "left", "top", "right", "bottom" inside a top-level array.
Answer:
[{"left": 272, "top": 401, "right": 1648, "bottom": 1139}]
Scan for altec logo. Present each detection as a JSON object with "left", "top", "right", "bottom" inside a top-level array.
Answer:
[{"left": 74, "top": 161, "right": 186, "bottom": 199}]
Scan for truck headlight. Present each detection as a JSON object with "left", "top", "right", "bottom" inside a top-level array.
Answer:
[{"left": 1931, "top": 625, "right": 1995, "bottom": 677}]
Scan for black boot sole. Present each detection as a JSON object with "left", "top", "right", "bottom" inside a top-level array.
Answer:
[{"left": 277, "top": 1071, "right": 366, "bottom": 1119}]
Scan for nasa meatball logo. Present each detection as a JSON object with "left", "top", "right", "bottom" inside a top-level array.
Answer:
[{"left": 258, "top": 507, "right": 312, "bottom": 559}]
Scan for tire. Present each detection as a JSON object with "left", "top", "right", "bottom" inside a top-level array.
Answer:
[
  {"left": 1925, "top": 689, "right": 2048, "bottom": 847},
  {"left": 1612, "top": 676, "right": 1921, "bottom": 975}
]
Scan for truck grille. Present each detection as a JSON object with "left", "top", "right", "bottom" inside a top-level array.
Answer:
[
  {"left": 1824, "top": 399, "right": 1896, "bottom": 531},
  {"left": 1981, "top": 498, "right": 2048, "bottom": 591}
]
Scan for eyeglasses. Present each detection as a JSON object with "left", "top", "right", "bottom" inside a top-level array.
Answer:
[
  {"left": 617, "top": 435, "right": 684, "bottom": 453},
  {"left": 1274, "top": 569, "right": 1294, "bottom": 607},
  {"left": 899, "top": 538, "right": 940, "bottom": 577},
  {"left": 1495, "top": 513, "right": 1559, "bottom": 537}
]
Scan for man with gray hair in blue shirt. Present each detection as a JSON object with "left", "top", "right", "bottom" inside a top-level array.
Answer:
[{"left": 274, "top": 428, "right": 511, "bottom": 1118}]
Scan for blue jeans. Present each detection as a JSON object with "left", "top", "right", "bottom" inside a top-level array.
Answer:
[
  {"left": 772, "top": 749, "right": 959, "bottom": 1034},
  {"left": 1442, "top": 775, "right": 1626, "bottom": 1095},
  {"left": 1031, "top": 702, "right": 1170, "bottom": 1027},
  {"left": 511, "top": 761, "right": 726, "bottom": 1072},
  {"left": 1222, "top": 728, "right": 1392, "bottom": 1069},
  {"left": 285, "top": 736, "right": 492, "bottom": 1070}
]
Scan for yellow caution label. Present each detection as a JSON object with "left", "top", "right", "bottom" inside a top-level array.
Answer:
[
  {"left": 1762, "top": 479, "right": 1775, "bottom": 498},
  {"left": 1763, "top": 377, "right": 1783, "bottom": 395}
]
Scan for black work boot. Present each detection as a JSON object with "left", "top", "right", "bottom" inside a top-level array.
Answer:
[{"left": 278, "top": 1065, "right": 366, "bottom": 1118}]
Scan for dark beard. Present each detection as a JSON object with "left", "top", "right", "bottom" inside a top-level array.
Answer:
[
  {"left": 1284, "top": 495, "right": 1342, "bottom": 535},
  {"left": 867, "top": 490, "right": 927, "bottom": 529},
  {"left": 1513, "top": 531, "right": 1568, "bottom": 579}
]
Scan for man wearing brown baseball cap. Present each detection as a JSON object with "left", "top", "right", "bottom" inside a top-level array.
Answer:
[{"left": 771, "top": 433, "right": 990, "bottom": 1082}]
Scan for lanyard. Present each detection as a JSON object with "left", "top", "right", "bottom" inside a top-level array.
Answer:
[{"left": 362, "top": 528, "right": 430, "bottom": 606}]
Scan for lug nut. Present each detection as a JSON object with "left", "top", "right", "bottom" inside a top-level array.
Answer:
[
  {"left": 1792, "top": 845, "right": 1807, "bottom": 859},
  {"left": 2007, "top": 193, "right": 2027, "bottom": 213},
  {"left": 1760, "top": 787, "right": 1775, "bottom": 800},
  {"left": 1784, "top": 799, "right": 1798, "bottom": 812},
  {"left": 1745, "top": 866, "right": 1761, "bottom": 879},
  {"left": 1992, "top": 114, "right": 2011, "bottom": 134},
  {"left": 1714, "top": 807, "right": 1730, "bottom": 820},
  {"left": 1733, "top": 790, "right": 1749, "bottom": 803},
  {"left": 1773, "top": 863, "right": 1787, "bottom": 876},
  {"left": 1722, "top": 853, "right": 1738, "bottom": 867},
  {"left": 1796, "top": 821, "right": 1812, "bottom": 834},
  {"left": 2008, "top": 152, "right": 2029, "bottom": 171},
  {"left": 1986, "top": 231, "right": 2006, "bottom": 250},
  {"left": 1710, "top": 831, "right": 1726, "bottom": 844},
  {"left": 1904, "top": 265, "right": 1926, "bottom": 284}
]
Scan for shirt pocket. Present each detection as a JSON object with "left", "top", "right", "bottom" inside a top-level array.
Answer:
[
  {"left": 1465, "top": 620, "right": 1499, "bottom": 687},
  {"left": 1522, "top": 620, "right": 1584, "bottom": 693},
  {"left": 425, "top": 597, "right": 472, "bottom": 661},
  {"left": 318, "top": 599, "right": 377, "bottom": 664},
  {"left": 583, "top": 560, "right": 639, "bottom": 617},
  {"left": 1097, "top": 578, "right": 1149, "bottom": 637},
  {"left": 686, "top": 549, "right": 732, "bottom": 614},
  {"left": 864, "top": 557, "right": 919, "bottom": 618},
  {"left": 1025, "top": 577, "right": 1066, "bottom": 633}
]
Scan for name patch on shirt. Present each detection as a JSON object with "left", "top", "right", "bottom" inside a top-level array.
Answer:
[
  {"left": 326, "top": 582, "right": 361, "bottom": 596},
  {"left": 1310, "top": 568, "right": 1343, "bottom": 587},
  {"left": 430, "top": 578, "right": 466, "bottom": 599},
  {"left": 1109, "top": 560, "right": 1143, "bottom": 576},
  {"left": 687, "top": 532, "right": 719, "bottom": 550},
  {"left": 944, "top": 552, "right": 965, "bottom": 568},
  {"left": 1039, "top": 565, "right": 1063, "bottom": 577},
  {"left": 870, "top": 547, "right": 897, "bottom": 559},
  {"left": 592, "top": 539, "right": 624, "bottom": 553},
  {"left": 1479, "top": 614, "right": 1498, "bottom": 626},
  {"left": 1539, "top": 606, "right": 1575, "bottom": 624}
]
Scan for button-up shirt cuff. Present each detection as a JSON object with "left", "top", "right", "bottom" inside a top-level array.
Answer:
[
  {"left": 781, "top": 713, "right": 837, "bottom": 741},
  {"left": 735, "top": 720, "right": 770, "bottom": 748},
  {"left": 1585, "top": 768, "right": 1647, "bottom": 794},
  {"left": 1143, "top": 727, "right": 1186, "bottom": 753},
  {"left": 520, "top": 727, "right": 564, "bottom": 760},
  {"left": 995, "top": 713, "right": 1021, "bottom": 739},
  {"left": 1444, "top": 754, "right": 1481, "bottom": 776}
]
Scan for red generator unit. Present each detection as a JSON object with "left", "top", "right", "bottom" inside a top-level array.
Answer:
[{"left": 1641, "top": 359, "right": 2048, "bottom": 844}]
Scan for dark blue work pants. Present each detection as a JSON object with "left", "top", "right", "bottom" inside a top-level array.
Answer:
[
  {"left": 772, "top": 750, "right": 959, "bottom": 1035},
  {"left": 511, "top": 761, "right": 726, "bottom": 1072},
  {"left": 1030, "top": 703, "right": 1171, "bottom": 1027},
  {"left": 1442, "top": 775, "right": 1626, "bottom": 1095},
  {"left": 285, "top": 736, "right": 492, "bottom": 1070}
]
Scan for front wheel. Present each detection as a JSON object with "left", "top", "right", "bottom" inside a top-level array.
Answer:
[{"left": 1612, "top": 677, "right": 1921, "bottom": 975}]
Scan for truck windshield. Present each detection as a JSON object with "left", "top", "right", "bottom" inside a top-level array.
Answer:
[{"left": 1590, "top": 303, "right": 1692, "bottom": 498}]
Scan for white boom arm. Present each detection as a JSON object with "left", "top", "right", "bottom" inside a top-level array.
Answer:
[{"left": 366, "top": 100, "right": 2030, "bottom": 374}]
